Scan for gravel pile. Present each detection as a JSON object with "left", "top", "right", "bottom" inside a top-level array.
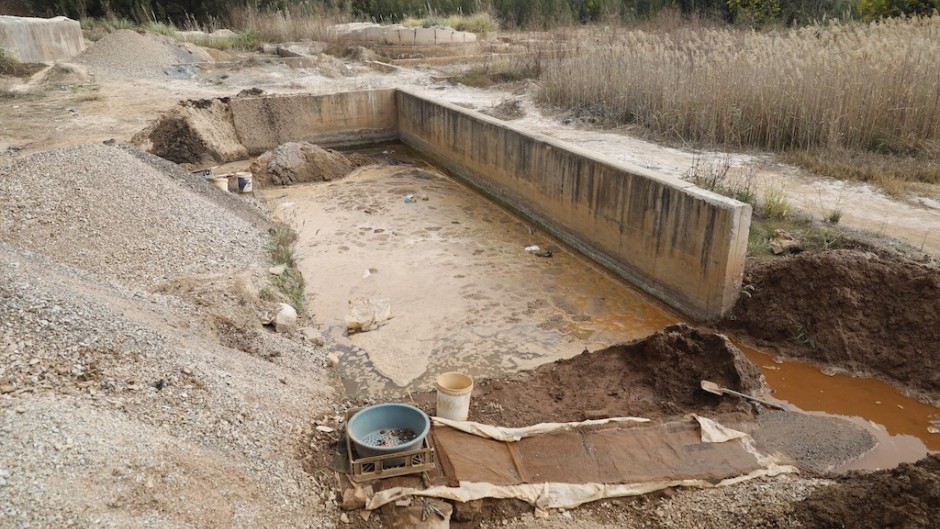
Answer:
[
  {"left": 0, "top": 242, "right": 338, "bottom": 528},
  {"left": 0, "top": 143, "right": 266, "bottom": 289},
  {"left": 76, "top": 30, "right": 211, "bottom": 80},
  {"left": 0, "top": 139, "right": 347, "bottom": 526}
]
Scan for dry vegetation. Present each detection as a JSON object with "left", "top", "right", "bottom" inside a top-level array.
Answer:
[
  {"left": 540, "top": 15, "right": 940, "bottom": 190},
  {"left": 402, "top": 11, "right": 499, "bottom": 32}
]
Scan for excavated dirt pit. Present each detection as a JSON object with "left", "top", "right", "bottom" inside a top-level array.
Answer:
[
  {"left": 257, "top": 145, "right": 680, "bottom": 395},
  {"left": 251, "top": 144, "right": 939, "bottom": 462},
  {"left": 233, "top": 138, "right": 938, "bottom": 526}
]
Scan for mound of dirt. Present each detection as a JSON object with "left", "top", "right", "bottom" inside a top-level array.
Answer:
[
  {"left": 137, "top": 98, "right": 248, "bottom": 165},
  {"left": 34, "top": 62, "right": 92, "bottom": 86},
  {"left": 724, "top": 250, "right": 940, "bottom": 399},
  {"left": 414, "top": 324, "right": 763, "bottom": 426},
  {"left": 0, "top": 143, "right": 266, "bottom": 288},
  {"left": 250, "top": 141, "right": 373, "bottom": 186},
  {"left": 76, "top": 29, "right": 210, "bottom": 80},
  {"left": 793, "top": 454, "right": 940, "bottom": 528}
]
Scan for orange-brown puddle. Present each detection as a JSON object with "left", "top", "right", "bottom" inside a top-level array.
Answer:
[{"left": 739, "top": 343, "right": 940, "bottom": 469}]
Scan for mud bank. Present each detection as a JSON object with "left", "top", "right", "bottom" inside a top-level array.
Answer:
[
  {"left": 724, "top": 250, "right": 940, "bottom": 401},
  {"left": 412, "top": 324, "right": 763, "bottom": 426},
  {"left": 793, "top": 454, "right": 940, "bottom": 528}
]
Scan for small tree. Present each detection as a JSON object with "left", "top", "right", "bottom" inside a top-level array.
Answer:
[{"left": 858, "top": 0, "right": 939, "bottom": 21}]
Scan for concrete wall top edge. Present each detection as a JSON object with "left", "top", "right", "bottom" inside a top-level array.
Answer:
[
  {"left": 395, "top": 88, "right": 741, "bottom": 203},
  {"left": 235, "top": 87, "right": 399, "bottom": 102},
  {"left": 0, "top": 15, "right": 75, "bottom": 22}
]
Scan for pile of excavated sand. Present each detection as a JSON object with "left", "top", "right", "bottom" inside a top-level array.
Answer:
[
  {"left": 250, "top": 141, "right": 374, "bottom": 186},
  {"left": 76, "top": 29, "right": 211, "bottom": 80},
  {"left": 136, "top": 98, "right": 249, "bottom": 166},
  {"left": 0, "top": 143, "right": 267, "bottom": 288}
]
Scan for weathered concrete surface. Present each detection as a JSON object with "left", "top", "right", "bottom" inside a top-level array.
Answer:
[
  {"left": 0, "top": 15, "right": 84, "bottom": 63},
  {"left": 396, "top": 89, "right": 751, "bottom": 321},
  {"left": 229, "top": 89, "right": 398, "bottom": 155}
]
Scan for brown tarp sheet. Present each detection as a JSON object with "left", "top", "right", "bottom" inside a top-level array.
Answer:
[{"left": 432, "top": 420, "right": 762, "bottom": 487}]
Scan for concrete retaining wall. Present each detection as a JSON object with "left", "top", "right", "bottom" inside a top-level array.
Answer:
[
  {"left": 159, "top": 88, "right": 749, "bottom": 319},
  {"left": 0, "top": 15, "right": 84, "bottom": 63},
  {"left": 229, "top": 89, "right": 399, "bottom": 155},
  {"left": 396, "top": 89, "right": 750, "bottom": 320}
]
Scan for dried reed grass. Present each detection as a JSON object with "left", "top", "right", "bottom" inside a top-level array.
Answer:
[
  {"left": 225, "top": 5, "right": 348, "bottom": 44},
  {"left": 540, "top": 16, "right": 940, "bottom": 160}
]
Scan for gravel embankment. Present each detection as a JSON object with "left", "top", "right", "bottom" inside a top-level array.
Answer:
[
  {"left": 0, "top": 143, "right": 266, "bottom": 289},
  {"left": 0, "top": 139, "right": 340, "bottom": 528}
]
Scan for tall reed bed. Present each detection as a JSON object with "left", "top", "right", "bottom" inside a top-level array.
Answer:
[
  {"left": 225, "top": 4, "right": 348, "bottom": 44},
  {"left": 540, "top": 16, "right": 940, "bottom": 158}
]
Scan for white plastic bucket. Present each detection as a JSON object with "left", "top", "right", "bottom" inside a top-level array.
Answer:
[
  {"left": 210, "top": 176, "right": 229, "bottom": 192},
  {"left": 435, "top": 372, "right": 474, "bottom": 421}
]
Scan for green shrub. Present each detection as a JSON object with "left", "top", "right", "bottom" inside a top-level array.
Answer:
[
  {"left": 762, "top": 187, "right": 793, "bottom": 219},
  {"left": 858, "top": 0, "right": 940, "bottom": 21}
]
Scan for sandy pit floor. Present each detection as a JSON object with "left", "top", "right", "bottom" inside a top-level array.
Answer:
[{"left": 262, "top": 151, "right": 678, "bottom": 394}]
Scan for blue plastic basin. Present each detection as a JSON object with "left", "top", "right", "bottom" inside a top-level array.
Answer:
[{"left": 347, "top": 403, "right": 430, "bottom": 459}]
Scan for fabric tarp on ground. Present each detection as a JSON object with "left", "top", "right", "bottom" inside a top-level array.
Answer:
[{"left": 365, "top": 416, "right": 798, "bottom": 511}]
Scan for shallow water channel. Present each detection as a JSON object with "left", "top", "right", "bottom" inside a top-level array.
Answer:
[{"left": 261, "top": 146, "right": 939, "bottom": 465}]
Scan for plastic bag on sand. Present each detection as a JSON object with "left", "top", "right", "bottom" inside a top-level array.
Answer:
[{"left": 345, "top": 297, "right": 392, "bottom": 334}]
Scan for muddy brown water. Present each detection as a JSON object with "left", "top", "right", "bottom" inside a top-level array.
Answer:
[
  {"left": 261, "top": 146, "right": 939, "bottom": 466},
  {"left": 740, "top": 344, "right": 940, "bottom": 465}
]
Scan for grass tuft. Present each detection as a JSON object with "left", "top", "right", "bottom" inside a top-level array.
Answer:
[
  {"left": 266, "top": 224, "right": 305, "bottom": 313},
  {"left": 762, "top": 187, "right": 792, "bottom": 219},
  {"left": 685, "top": 156, "right": 757, "bottom": 206}
]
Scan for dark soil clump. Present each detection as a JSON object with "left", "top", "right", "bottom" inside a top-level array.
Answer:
[
  {"left": 793, "top": 454, "right": 940, "bottom": 528},
  {"left": 414, "top": 324, "right": 763, "bottom": 426},
  {"left": 724, "top": 250, "right": 940, "bottom": 400}
]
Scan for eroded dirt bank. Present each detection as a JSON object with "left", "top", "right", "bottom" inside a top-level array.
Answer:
[
  {"left": 724, "top": 249, "right": 940, "bottom": 402},
  {"left": 793, "top": 454, "right": 940, "bottom": 528}
]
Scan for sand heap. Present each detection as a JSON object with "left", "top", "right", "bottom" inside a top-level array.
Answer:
[{"left": 76, "top": 29, "right": 211, "bottom": 80}]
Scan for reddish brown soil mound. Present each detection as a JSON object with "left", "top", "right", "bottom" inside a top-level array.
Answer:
[
  {"left": 415, "top": 324, "right": 763, "bottom": 426},
  {"left": 724, "top": 250, "right": 940, "bottom": 399},
  {"left": 794, "top": 454, "right": 940, "bottom": 528}
]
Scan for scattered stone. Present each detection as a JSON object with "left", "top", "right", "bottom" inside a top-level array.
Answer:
[
  {"left": 0, "top": 384, "right": 15, "bottom": 394},
  {"left": 769, "top": 229, "right": 802, "bottom": 255},
  {"left": 273, "top": 303, "right": 299, "bottom": 334},
  {"left": 345, "top": 297, "right": 392, "bottom": 334},
  {"left": 268, "top": 264, "right": 287, "bottom": 275},
  {"left": 300, "top": 326, "right": 326, "bottom": 347},
  {"left": 341, "top": 484, "right": 371, "bottom": 510},
  {"left": 326, "top": 352, "right": 340, "bottom": 367},
  {"left": 339, "top": 512, "right": 350, "bottom": 524}
]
